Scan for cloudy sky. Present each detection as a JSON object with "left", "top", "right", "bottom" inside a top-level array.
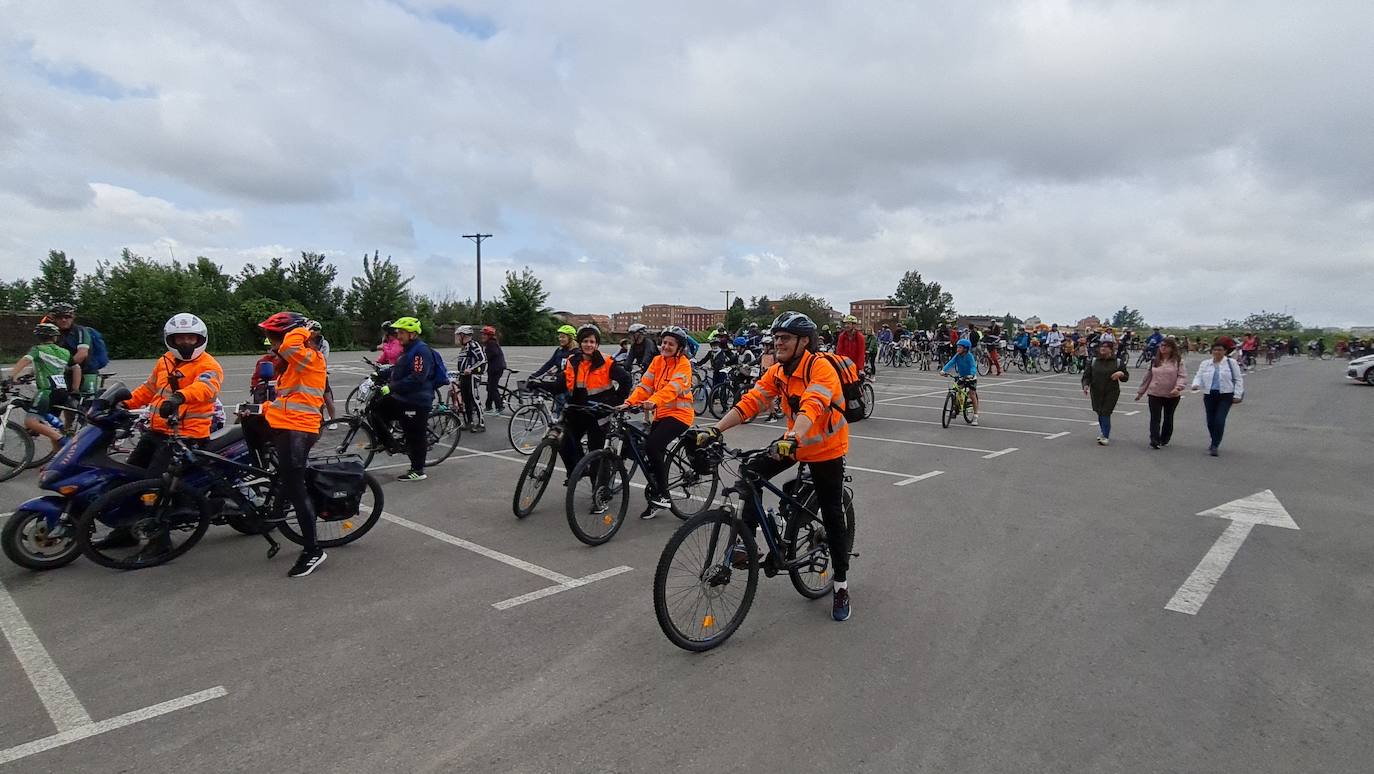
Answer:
[{"left": 2, "top": 1, "right": 1371, "bottom": 327}]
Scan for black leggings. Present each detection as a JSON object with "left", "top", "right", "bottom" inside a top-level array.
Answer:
[
  {"left": 744, "top": 454, "right": 851, "bottom": 583},
  {"left": 559, "top": 409, "right": 606, "bottom": 474},
  {"left": 1147, "top": 395, "right": 1179, "bottom": 445},
  {"left": 371, "top": 396, "right": 430, "bottom": 472},
  {"left": 460, "top": 375, "right": 480, "bottom": 422},
  {"left": 272, "top": 429, "right": 320, "bottom": 551},
  {"left": 644, "top": 417, "right": 688, "bottom": 502},
  {"left": 485, "top": 370, "right": 504, "bottom": 411}
]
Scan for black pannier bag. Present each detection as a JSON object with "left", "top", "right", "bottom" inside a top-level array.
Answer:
[{"left": 305, "top": 455, "right": 367, "bottom": 521}]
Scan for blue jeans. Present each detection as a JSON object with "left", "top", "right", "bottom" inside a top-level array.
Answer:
[
  {"left": 1097, "top": 414, "right": 1111, "bottom": 438},
  {"left": 1202, "top": 391, "right": 1234, "bottom": 449}
]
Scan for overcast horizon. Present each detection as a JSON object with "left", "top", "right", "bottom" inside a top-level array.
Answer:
[{"left": 2, "top": 1, "right": 1371, "bottom": 328}]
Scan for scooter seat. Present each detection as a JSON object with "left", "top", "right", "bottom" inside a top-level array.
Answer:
[{"left": 203, "top": 425, "right": 245, "bottom": 453}]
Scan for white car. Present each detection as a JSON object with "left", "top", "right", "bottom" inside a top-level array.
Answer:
[{"left": 1347, "top": 354, "right": 1374, "bottom": 385}]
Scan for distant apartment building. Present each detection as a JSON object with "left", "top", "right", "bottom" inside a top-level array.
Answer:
[
  {"left": 1077, "top": 316, "right": 1102, "bottom": 331},
  {"left": 551, "top": 312, "right": 611, "bottom": 332},
  {"left": 610, "top": 305, "right": 725, "bottom": 333},
  {"left": 850, "top": 298, "right": 909, "bottom": 330}
]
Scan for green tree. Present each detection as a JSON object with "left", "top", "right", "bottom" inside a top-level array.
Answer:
[
  {"left": 1224, "top": 310, "right": 1301, "bottom": 331},
  {"left": 724, "top": 297, "right": 750, "bottom": 332},
  {"left": 344, "top": 251, "right": 413, "bottom": 331},
  {"left": 0, "top": 279, "right": 36, "bottom": 310},
  {"left": 889, "top": 270, "right": 956, "bottom": 329},
  {"left": 774, "top": 293, "right": 833, "bottom": 327},
  {"left": 1109, "top": 306, "right": 1148, "bottom": 330},
  {"left": 484, "top": 267, "right": 558, "bottom": 345},
  {"left": 287, "top": 251, "right": 344, "bottom": 315},
  {"left": 33, "top": 250, "right": 79, "bottom": 309},
  {"left": 749, "top": 295, "right": 772, "bottom": 321}
]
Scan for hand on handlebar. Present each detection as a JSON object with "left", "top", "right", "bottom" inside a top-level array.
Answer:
[
  {"left": 693, "top": 427, "right": 722, "bottom": 448},
  {"left": 768, "top": 436, "right": 797, "bottom": 460}
]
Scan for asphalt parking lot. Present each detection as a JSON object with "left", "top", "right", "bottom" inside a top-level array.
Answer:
[{"left": 0, "top": 347, "right": 1369, "bottom": 773}]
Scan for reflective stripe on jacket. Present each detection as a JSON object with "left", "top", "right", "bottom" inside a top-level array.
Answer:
[
  {"left": 734, "top": 350, "right": 848, "bottom": 462},
  {"left": 126, "top": 352, "right": 224, "bottom": 439},
  {"left": 264, "top": 327, "right": 327, "bottom": 433},
  {"left": 628, "top": 352, "right": 695, "bottom": 425},
  {"left": 564, "top": 351, "right": 617, "bottom": 404}
]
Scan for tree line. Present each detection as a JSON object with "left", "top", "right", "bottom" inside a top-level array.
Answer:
[{"left": 0, "top": 250, "right": 562, "bottom": 358}]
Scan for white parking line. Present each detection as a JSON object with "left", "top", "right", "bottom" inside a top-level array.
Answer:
[
  {"left": 379, "top": 511, "right": 634, "bottom": 610},
  {"left": 0, "top": 575, "right": 228, "bottom": 765},
  {"left": 894, "top": 470, "right": 944, "bottom": 486},
  {"left": 848, "top": 433, "right": 1002, "bottom": 455},
  {"left": 981, "top": 448, "right": 1018, "bottom": 459},
  {"left": 878, "top": 402, "right": 1101, "bottom": 425},
  {"left": 865, "top": 415, "right": 1056, "bottom": 437},
  {"left": 1044, "top": 431, "right": 1071, "bottom": 440}
]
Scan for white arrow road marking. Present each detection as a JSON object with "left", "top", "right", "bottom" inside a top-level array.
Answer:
[{"left": 1165, "top": 490, "right": 1299, "bottom": 615}]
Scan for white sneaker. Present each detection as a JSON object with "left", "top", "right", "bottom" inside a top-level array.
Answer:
[
  {"left": 1097, "top": 437, "right": 1109, "bottom": 446},
  {"left": 971, "top": 415, "right": 979, "bottom": 426}
]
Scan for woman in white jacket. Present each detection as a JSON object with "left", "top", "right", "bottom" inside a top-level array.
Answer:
[{"left": 1190, "top": 339, "right": 1245, "bottom": 456}]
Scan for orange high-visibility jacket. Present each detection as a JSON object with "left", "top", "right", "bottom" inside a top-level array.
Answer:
[
  {"left": 126, "top": 352, "right": 224, "bottom": 439},
  {"left": 734, "top": 350, "right": 848, "bottom": 462},
  {"left": 627, "top": 352, "right": 694, "bottom": 425},
  {"left": 563, "top": 351, "right": 616, "bottom": 404},
  {"left": 264, "top": 326, "right": 327, "bottom": 433}
]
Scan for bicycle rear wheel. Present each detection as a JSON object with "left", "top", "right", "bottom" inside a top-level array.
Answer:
[
  {"left": 860, "top": 382, "right": 876, "bottom": 419},
  {"left": 77, "top": 478, "right": 213, "bottom": 570},
  {"left": 663, "top": 436, "right": 718, "bottom": 520},
  {"left": 654, "top": 509, "right": 758, "bottom": 652},
  {"left": 0, "top": 421, "right": 34, "bottom": 482},
  {"left": 565, "top": 449, "right": 629, "bottom": 545},
  {"left": 507, "top": 403, "right": 550, "bottom": 455},
  {"left": 276, "top": 472, "right": 384, "bottom": 548},
  {"left": 513, "top": 437, "right": 559, "bottom": 518},
  {"left": 425, "top": 406, "right": 463, "bottom": 466},
  {"left": 941, "top": 392, "right": 955, "bottom": 428},
  {"left": 963, "top": 395, "right": 975, "bottom": 423},
  {"left": 783, "top": 487, "right": 855, "bottom": 599}
]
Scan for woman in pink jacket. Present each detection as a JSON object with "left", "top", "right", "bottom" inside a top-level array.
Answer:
[{"left": 1134, "top": 337, "right": 1187, "bottom": 449}]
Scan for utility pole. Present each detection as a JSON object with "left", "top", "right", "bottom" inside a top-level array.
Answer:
[
  {"left": 463, "top": 233, "right": 493, "bottom": 318},
  {"left": 720, "top": 289, "right": 734, "bottom": 312}
]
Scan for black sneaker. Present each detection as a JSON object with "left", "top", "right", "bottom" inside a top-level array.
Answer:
[
  {"left": 832, "top": 588, "right": 851, "bottom": 621},
  {"left": 288, "top": 549, "right": 327, "bottom": 578},
  {"left": 397, "top": 470, "right": 427, "bottom": 482},
  {"left": 639, "top": 505, "right": 659, "bottom": 520}
]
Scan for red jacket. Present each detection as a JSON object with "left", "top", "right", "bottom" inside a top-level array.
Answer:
[{"left": 835, "top": 330, "right": 865, "bottom": 373}]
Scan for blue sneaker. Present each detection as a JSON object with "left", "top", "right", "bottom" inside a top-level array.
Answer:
[{"left": 832, "top": 588, "right": 851, "bottom": 621}]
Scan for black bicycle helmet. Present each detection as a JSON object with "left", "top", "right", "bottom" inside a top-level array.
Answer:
[
  {"left": 33, "top": 322, "right": 60, "bottom": 338},
  {"left": 659, "top": 326, "right": 691, "bottom": 350},
  {"left": 576, "top": 324, "right": 601, "bottom": 343},
  {"left": 769, "top": 311, "right": 817, "bottom": 337}
]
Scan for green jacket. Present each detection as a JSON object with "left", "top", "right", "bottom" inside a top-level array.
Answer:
[{"left": 1081, "top": 356, "right": 1128, "bottom": 414}]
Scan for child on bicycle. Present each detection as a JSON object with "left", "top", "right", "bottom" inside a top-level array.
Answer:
[
  {"left": 5, "top": 322, "right": 78, "bottom": 460},
  {"left": 941, "top": 338, "right": 980, "bottom": 425}
]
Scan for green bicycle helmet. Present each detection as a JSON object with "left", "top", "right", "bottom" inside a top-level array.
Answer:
[{"left": 557, "top": 324, "right": 577, "bottom": 337}]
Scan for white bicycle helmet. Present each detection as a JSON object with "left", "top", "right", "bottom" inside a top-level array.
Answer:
[
  {"left": 628, "top": 323, "right": 648, "bottom": 334},
  {"left": 456, "top": 325, "right": 474, "bottom": 336},
  {"left": 163, "top": 313, "right": 208, "bottom": 360}
]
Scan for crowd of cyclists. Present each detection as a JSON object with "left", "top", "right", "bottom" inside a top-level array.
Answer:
[{"left": 2, "top": 300, "right": 1367, "bottom": 638}]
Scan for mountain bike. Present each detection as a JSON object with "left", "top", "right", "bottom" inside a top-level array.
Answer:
[
  {"left": 652, "top": 440, "right": 855, "bottom": 652},
  {"left": 941, "top": 374, "right": 975, "bottom": 428},
  {"left": 0, "top": 379, "right": 37, "bottom": 481},
  {"left": 564, "top": 405, "right": 719, "bottom": 545},
  {"left": 323, "top": 375, "right": 462, "bottom": 468},
  {"left": 75, "top": 416, "right": 384, "bottom": 570}
]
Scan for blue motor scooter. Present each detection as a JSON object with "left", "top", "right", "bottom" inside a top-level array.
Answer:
[{"left": 1, "top": 381, "right": 260, "bottom": 570}]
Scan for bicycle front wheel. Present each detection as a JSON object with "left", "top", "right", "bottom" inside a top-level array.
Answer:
[
  {"left": 513, "top": 437, "right": 560, "bottom": 518},
  {"left": 941, "top": 391, "right": 955, "bottom": 428},
  {"left": 860, "top": 382, "right": 876, "bottom": 419},
  {"left": 77, "top": 478, "right": 213, "bottom": 570},
  {"left": 663, "top": 436, "right": 718, "bottom": 520},
  {"left": 319, "top": 418, "right": 377, "bottom": 468},
  {"left": 507, "top": 403, "right": 550, "bottom": 455},
  {"left": 565, "top": 449, "right": 629, "bottom": 545},
  {"left": 425, "top": 406, "right": 463, "bottom": 466},
  {"left": 707, "top": 384, "right": 735, "bottom": 420},
  {"left": 653, "top": 509, "right": 758, "bottom": 652},
  {"left": 0, "top": 421, "right": 34, "bottom": 482}
]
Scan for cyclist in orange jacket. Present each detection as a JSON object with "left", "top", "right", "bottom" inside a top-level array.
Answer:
[
  {"left": 617, "top": 325, "right": 695, "bottom": 520},
  {"left": 259, "top": 311, "right": 330, "bottom": 578},
  {"left": 695, "top": 311, "right": 854, "bottom": 622}
]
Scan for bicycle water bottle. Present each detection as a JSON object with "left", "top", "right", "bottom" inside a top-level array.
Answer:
[{"left": 44, "top": 413, "right": 63, "bottom": 430}]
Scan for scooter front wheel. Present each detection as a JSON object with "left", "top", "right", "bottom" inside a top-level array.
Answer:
[{"left": 2, "top": 507, "right": 82, "bottom": 570}]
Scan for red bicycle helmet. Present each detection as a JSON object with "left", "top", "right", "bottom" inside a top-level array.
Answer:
[
  {"left": 481, "top": 325, "right": 497, "bottom": 337},
  {"left": 258, "top": 311, "right": 306, "bottom": 333}
]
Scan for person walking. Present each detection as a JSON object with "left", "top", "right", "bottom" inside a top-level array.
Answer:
[
  {"left": 1081, "top": 339, "right": 1128, "bottom": 446},
  {"left": 481, "top": 325, "right": 506, "bottom": 415},
  {"left": 1134, "top": 337, "right": 1187, "bottom": 449},
  {"left": 1191, "top": 339, "right": 1244, "bottom": 457}
]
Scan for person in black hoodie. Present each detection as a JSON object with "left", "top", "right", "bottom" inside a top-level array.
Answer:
[
  {"left": 559, "top": 325, "right": 632, "bottom": 475},
  {"left": 481, "top": 325, "right": 507, "bottom": 414},
  {"left": 372, "top": 316, "right": 436, "bottom": 481}
]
